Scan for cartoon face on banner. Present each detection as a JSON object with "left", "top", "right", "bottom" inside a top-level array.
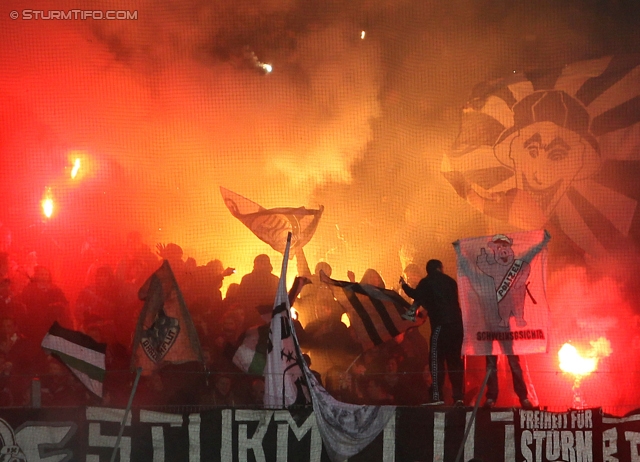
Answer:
[
  {"left": 493, "top": 90, "right": 601, "bottom": 218},
  {"left": 442, "top": 55, "right": 640, "bottom": 258},
  {"left": 507, "top": 123, "right": 587, "bottom": 192}
]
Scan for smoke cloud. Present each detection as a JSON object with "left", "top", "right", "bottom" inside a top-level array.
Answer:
[{"left": 2, "top": 0, "right": 640, "bottom": 411}]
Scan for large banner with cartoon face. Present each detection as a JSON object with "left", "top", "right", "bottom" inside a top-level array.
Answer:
[
  {"left": 442, "top": 55, "right": 640, "bottom": 260},
  {"left": 454, "top": 229, "right": 551, "bottom": 356}
]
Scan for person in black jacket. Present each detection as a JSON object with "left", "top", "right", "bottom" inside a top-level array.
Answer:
[{"left": 400, "top": 259, "right": 465, "bottom": 406}]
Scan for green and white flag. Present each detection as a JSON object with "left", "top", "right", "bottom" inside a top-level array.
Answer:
[
  {"left": 232, "top": 276, "right": 310, "bottom": 375},
  {"left": 41, "top": 322, "right": 107, "bottom": 398},
  {"left": 232, "top": 324, "right": 270, "bottom": 375}
]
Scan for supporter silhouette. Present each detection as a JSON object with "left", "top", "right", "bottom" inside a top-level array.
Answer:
[
  {"left": 397, "top": 263, "right": 426, "bottom": 303},
  {"left": 0, "top": 316, "right": 40, "bottom": 406},
  {"left": 18, "top": 266, "right": 70, "bottom": 344},
  {"left": 75, "top": 266, "right": 121, "bottom": 332},
  {"left": 0, "top": 224, "right": 10, "bottom": 254},
  {"left": 248, "top": 377, "right": 265, "bottom": 407},
  {"left": 303, "top": 297, "right": 359, "bottom": 354},
  {"left": 187, "top": 259, "right": 235, "bottom": 322},
  {"left": 80, "top": 234, "right": 110, "bottom": 288},
  {"left": 302, "top": 353, "right": 323, "bottom": 387},
  {"left": 363, "top": 376, "right": 395, "bottom": 405},
  {"left": 483, "top": 354, "right": 535, "bottom": 410},
  {"left": 40, "top": 354, "right": 91, "bottom": 407},
  {"left": 155, "top": 243, "right": 186, "bottom": 279},
  {"left": 348, "top": 268, "right": 386, "bottom": 289},
  {"left": 84, "top": 320, "right": 131, "bottom": 407},
  {"left": 200, "top": 367, "right": 239, "bottom": 407},
  {"left": 134, "top": 371, "right": 169, "bottom": 408},
  {"left": 324, "top": 366, "right": 363, "bottom": 404},
  {"left": 0, "top": 273, "right": 27, "bottom": 334},
  {"left": 380, "top": 354, "right": 405, "bottom": 403},
  {"left": 212, "top": 308, "right": 246, "bottom": 366},
  {"left": 222, "top": 283, "right": 241, "bottom": 312},
  {"left": 115, "top": 231, "right": 158, "bottom": 287},
  {"left": 236, "top": 255, "right": 279, "bottom": 327},
  {"left": 0, "top": 244, "right": 33, "bottom": 300},
  {"left": 185, "top": 256, "right": 197, "bottom": 274},
  {"left": 0, "top": 253, "right": 9, "bottom": 284},
  {"left": 401, "top": 259, "right": 465, "bottom": 405},
  {"left": 388, "top": 330, "right": 430, "bottom": 405},
  {"left": 296, "top": 261, "right": 342, "bottom": 326}
]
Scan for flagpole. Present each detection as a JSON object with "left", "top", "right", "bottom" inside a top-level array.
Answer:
[
  {"left": 110, "top": 367, "right": 143, "bottom": 462},
  {"left": 454, "top": 366, "right": 493, "bottom": 462},
  {"left": 280, "top": 233, "right": 292, "bottom": 408},
  {"left": 344, "top": 352, "right": 363, "bottom": 376}
]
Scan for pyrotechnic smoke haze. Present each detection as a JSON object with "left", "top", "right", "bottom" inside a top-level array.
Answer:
[{"left": 2, "top": 0, "right": 640, "bottom": 413}]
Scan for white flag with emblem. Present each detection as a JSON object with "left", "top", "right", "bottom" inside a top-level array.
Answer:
[{"left": 263, "top": 233, "right": 311, "bottom": 408}]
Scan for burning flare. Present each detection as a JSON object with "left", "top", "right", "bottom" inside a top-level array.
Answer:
[
  {"left": 558, "top": 337, "right": 612, "bottom": 377},
  {"left": 70, "top": 157, "right": 81, "bottom": 179},
  {"left": 41, "top": 188, "right": 54, "bottom": 218},
  {"left": 558, "top": 344, "right": 597, "bottom": 376},
  {"left": 558, "top": 337, "right": 612, "bottom": 408}
]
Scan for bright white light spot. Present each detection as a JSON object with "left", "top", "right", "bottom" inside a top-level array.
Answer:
[
  {"left": 71, "top": 158, "right": 81, "bottom": 179},
  {"left": 341, "top": 312, "right": 350, "bottom": 328},
  {"left": 261, "top": 63, "right": 272, "bottom": 73},
  {"left": 42, "top": 189, "right": 54, "bottom": 218},
  {"left": 558, "top": 337, "right": 612, "bottom": 378},
  {"left": 361, "top": 31, "right": 366, "bottom": 39},
  {"left": 558, "top": 343, "right": 597, "bottom": 376},
  {"left": 291, "top": 307, "right": 298, "bottom": 321},
  {"left": 43, "top": 199, "right": 53, "bottom": 218}
]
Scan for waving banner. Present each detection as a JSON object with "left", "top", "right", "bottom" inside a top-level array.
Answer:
[
  {"left": 454, "top": 229, "right": 551, "bottom": 356},
  {"left": 443, "top": 55, "right": 640, "bottom": 259},
  {"left": 220, "top": 186, "right": 323, "bottom": 257},
  {"left": 41, "top": 322, "right": 106, "bottom": 398},
  {"left": 131, "top": 260, "right": 204, "bottom": 374},
  {"left": 319, "top": 271, "right": 421, "bottom": 352},
  {"left": 263, "top": 233, "right": 311, "bottom": 408}
]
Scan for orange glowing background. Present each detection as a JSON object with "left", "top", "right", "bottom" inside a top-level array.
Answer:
[{"left": 2, "top": 0, "right": 640, "bottom": 414}]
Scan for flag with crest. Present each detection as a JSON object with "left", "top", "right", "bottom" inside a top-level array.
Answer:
[
  {"left": 220, "top": 186, "right": 323, "bottom": 258},
  {"left": 232, "top": 276, "right": 310, "bottom": 375},
  {"left": 130, "top": 260, "right": 203, "bottom": 374}
]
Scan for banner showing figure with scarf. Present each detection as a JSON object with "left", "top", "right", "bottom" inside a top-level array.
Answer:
[{"left": 454, "top": 229, "right": 551, "bottom": 355}]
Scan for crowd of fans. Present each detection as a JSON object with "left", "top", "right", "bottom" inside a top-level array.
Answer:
[{"left": 0, "top": 223, "right": 436, "bottom": 409}]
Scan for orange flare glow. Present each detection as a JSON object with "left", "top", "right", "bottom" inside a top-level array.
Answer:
[
  {"left": 67, "top": 150, "right": 92, "bottom": 181},
  {"left": 558, "top": 337, "right": 612, "bottom": 377},
  {"left": 70, "top": 157, "right": 81, "bottom": 179},
  {"left": 42, "top": 188, "right": 54, "bottom": 218},
  {"left": 558, "top": 343, "right": 597, "bottom": 376}
]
